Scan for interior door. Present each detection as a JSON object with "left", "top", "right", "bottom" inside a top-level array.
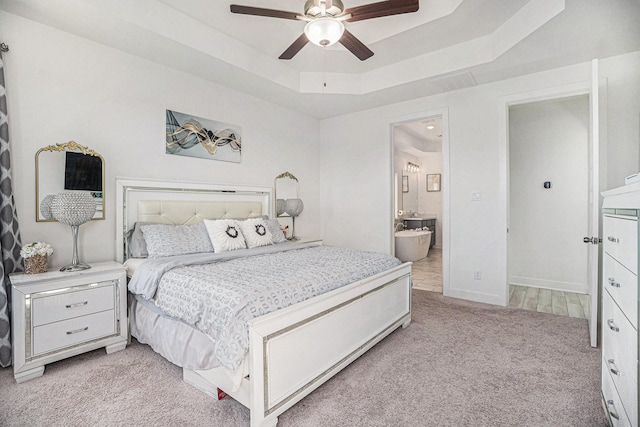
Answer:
[{"left": 587, "top": 59, "right": 600, "bottom": 348}]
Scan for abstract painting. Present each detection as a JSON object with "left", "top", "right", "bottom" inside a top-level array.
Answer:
[{"left": 166, "top": 110, "right": 242, "bottom": 163}]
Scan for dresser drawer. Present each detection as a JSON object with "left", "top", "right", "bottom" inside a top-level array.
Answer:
[
  {"left": 602, "top": 293, "right": 638, "bottom": 427},
  {"left": 603, "top": 215, "right": 638, "bottom": 274},
  {"left": 602, "top": 363, "right": 633, "bottom": 427},
  {"left": 604, "top": 253, "right": 638, "bottom": 329},
  {"left": 32, "top": 283, "right": 115, "bottom": 327},
  {"left": 32, "top": 310, "right": 116, "bottom": 356}
]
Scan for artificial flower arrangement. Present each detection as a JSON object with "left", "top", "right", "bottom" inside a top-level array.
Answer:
[{"left": 20, "top": 242, "right": 53, "bottom": 274}]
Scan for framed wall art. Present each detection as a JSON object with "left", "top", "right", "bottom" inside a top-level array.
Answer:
[
  {"left": 166, "top": 110, "right": 242, "bottom": 163},
  {"left": 427, "top": 174, "right": 441, "bottom": 192}
]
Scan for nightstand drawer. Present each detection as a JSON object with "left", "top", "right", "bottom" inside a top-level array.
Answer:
[
  {"left": 603, "top": 215, "right": 638, "bottom": 274},
  {"left": 32, "top": 282, "right": 115, "bottom": 327},
  {"left": 604, "top": 253, "right": 638, "bottom": 329},
  {"left": 32, "top": 310, "right": 116, "bottom": 356}
]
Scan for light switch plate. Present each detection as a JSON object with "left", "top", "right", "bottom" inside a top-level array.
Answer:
[{"left": 471, "top": 191, "right": 481, "bottom": 201}]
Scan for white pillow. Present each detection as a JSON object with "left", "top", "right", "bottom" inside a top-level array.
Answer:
[
  {"left": 239, "top": 218, "right": 273, "bottom": 248},
  {"left": 204, "top": 219, "right": 246, "bottom": 253}
]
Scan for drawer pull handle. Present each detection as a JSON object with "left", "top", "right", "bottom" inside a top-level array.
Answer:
[
  {"left": 607, "top": 359, "right": 620, "bottom": 376},
  {"left": 607, "top": 277, "right": 620, "bottom": 288},
  {"left": 607, "top": 236, "right": 619, "bottom": 243},
  {"left": 607, "top": 319, "right": 619, "bottom": 332},
  {"left": 66, "top": 326, "right": 89, "bottom": 335},
  {"left": 66, "top": 301, "right": 88, "bottom": 309},
  {"left": 607, "top": 400, "right": 620, "bottom": 420}
]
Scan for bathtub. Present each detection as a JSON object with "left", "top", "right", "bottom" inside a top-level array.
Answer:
[{"left": 394, "top": 229, "right": 432, "bottom": 262}]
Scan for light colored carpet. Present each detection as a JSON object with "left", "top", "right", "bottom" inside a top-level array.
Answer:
[{"left": 0, "top": 290, "right": 606, "bottom": 426}]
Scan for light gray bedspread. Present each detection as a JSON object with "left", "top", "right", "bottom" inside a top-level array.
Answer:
[{"left": 128, "top": 242, "right": 402, "bottom": 371}]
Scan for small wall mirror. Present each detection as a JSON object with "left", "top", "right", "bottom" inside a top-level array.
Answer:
[
  {"left": 274, "top": 171, "right": 299, "bottom": 217},
  {"left": 36, "top": 141, "right": 105, "bottom": 222}
]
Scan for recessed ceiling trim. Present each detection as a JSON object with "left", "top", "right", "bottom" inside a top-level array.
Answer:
[
  {"left": 0, "top": 0, "right": 568, "bottom": 97},
  {"left": 298, "top": 0, "right": 565, "bottom": 95}
]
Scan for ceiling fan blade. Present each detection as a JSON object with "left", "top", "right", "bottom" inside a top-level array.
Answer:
[
  {"left": 344, "top": 0, "right": 419, "bottom": 22},
  {"left": 230, "top": 5, "right": 302, "bottom": 20},
  {"left": 339, "top": 29, "right": 374, "bottom": 61},
  {"left": 279, "top": 33, "right": 310, "bottom": 60}
]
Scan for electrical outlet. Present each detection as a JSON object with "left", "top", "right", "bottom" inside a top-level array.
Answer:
[
  {"left": 471, "top": 191, "right": 481, "bottom": 201},
  {"left": 474, "top": 270, "right": 482, "bottom": 280}
]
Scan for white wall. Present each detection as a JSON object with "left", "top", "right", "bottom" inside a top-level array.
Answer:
[
  {"left": 508, "top": 96, "right": 589, "bottom": 293},
  {"left": 600, "top": 52, "right": 640, "bottom": 187},
  {"left": 320, "top": 53, "right": 640, "bottom": 306},
  {"left": 1, "top": 11, "right": 321, "bottom": 268}
]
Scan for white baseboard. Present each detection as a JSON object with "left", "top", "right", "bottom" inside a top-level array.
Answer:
[
  {"left": 509, "top": 276, "right": 587, "bottom": 294},
  {"left": 444, "top": 288, "right": 507, "bottom": 306}
]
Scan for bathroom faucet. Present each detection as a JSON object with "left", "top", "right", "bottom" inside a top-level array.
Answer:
[{"left": 395, "top": 223, "right": 404, "bottom": 232}]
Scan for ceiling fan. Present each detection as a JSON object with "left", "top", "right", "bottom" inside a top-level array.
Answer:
[{"left": 229, "top": 0, "right": 419, "bottom": 61}]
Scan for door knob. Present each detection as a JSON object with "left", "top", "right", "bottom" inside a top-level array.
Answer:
[{"left": 583, "top": 236, "right": 601, "bottom": 244}]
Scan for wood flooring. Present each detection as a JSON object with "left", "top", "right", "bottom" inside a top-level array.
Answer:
[{"left": 410, "top": 248, "right": 589, "bottom": 319}]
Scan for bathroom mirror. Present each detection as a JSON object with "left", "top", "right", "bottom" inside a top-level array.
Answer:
[
  {"left": 274, "top": 171, "right": 299, "bottom": 217},
  {"left": 402, "top": 173, "right": 419, "bottom": 213},
  {"left": 36, "top": 141, "right": 105, "bottom": 222}
]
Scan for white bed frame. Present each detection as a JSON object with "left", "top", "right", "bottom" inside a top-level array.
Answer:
[{"left": 116, "top": 178, "right": 412, "bottom": 427}]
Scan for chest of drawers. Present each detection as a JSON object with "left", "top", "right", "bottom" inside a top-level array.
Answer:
[
  {"left": 601, "top": 184, "right": 640, "bottom": 426},
  {"left": 10, "top": 261, "right": 127, "bottom": 383}
]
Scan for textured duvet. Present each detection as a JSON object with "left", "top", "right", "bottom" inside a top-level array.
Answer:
[{"left": 128, "top": 242, "right": 401, "bottom": 371}]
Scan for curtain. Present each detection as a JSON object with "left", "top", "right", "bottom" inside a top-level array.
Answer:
[{"left": 0, "top": 50, "right": 23, "bottom": 368}]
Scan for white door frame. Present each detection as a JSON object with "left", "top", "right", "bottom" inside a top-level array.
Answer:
[
  {"left": 498, "top": 76, "right": 600, "bottom": 347},
  {"left": 389, "top": 108, "right": 450, "bottom": 295}
]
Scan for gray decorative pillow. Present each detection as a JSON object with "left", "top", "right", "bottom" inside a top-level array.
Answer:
[
  {"left": 140, "top": 223, "right": 214, "bottom": 258},
  {"left": 238, "top": 218, "right": 273, "bottom": 249},
  {"left": 265, "top": 219, "right": 287, "bottom": 243},
  {"left": 204, "top": 219, "right": 247, "bottom": 253},
  {"left": 126, "top": 221, "right": 155, "bottom": 258}
]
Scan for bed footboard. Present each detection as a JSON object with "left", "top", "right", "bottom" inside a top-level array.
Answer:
[
  {"left": 248, "top": 263, "right": 412, "bottom": 427},
  {"left": 184, "top": 263, "right": 411, "bottom": 427}
]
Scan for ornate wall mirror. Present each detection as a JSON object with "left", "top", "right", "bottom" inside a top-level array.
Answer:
[
  {"left": 274, "top": 171, "right": 303, "bottom": 240},
  {"left": 274, "top": 171, "right": 300, "bottom": 218},
  {"left": 35, "top": 141, "right": 105, "bottom": 222}
]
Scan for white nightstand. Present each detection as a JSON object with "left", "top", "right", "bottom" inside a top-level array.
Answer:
[{"left": 10, "top": 261, "right": 128, "bottom": 383}]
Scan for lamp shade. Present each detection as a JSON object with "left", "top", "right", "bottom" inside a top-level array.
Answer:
[
  {"left": 39, "top": 194, "right": 56, "bottom": 220},
  {"left": 285, "top": 199, "right": 304, "bottom": 217},
  {"left": 276, "top": 198, "right": 286, "bottom": 216},
  {"left": 51, "top": 191, "right": 96, "bottom": 226},
  {"left": 304, "top": 17, "right": 345, "bottom": 47}
]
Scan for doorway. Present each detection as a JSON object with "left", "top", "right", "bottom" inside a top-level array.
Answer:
[
  {"left": 501, "top": 74, "right": 601, "bottom": 348},
  {"left": 392, "top": 115, "right": 445, "bottom": 293},
  {"left": 507, "top": 95, "right": 590, "bottom": 317}
]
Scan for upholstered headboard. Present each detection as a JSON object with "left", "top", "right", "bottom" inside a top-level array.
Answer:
[
  {"left": 136, "top": 200, "right": 264, "bottom": 224},
  {"left": 116, "top": 178, "right": 272, "bottom": 262}
]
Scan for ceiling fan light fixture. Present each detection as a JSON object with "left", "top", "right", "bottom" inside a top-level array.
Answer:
[{"left": 304, "top": 17, "right": 345, "bottom": 47}]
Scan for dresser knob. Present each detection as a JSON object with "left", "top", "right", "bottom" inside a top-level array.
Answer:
[
  {"left": 607, "top": 400, "right": 620, "bottom": 420},
  {"left": 607, "top": 319, "right": 620, "bottom": 332},
  {"left": 607, "top": 236, "right": 619, "bottom": 243},
  {"left": 607, "top": 359, "right": 620, "bottom": 376},
  {"left": 607, "top": 277, "right": 621, "bottom": 288}
]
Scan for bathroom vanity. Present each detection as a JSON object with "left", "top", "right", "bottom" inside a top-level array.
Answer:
[{"left": 403, "top": 217, "right": 436, "bottom": 248}]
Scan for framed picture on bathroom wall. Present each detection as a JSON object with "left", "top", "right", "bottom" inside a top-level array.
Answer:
[
  {"left": 427, "top": 174, "right": 441, "bottom": 192},
  {"left": 402, "top": 176, "right": 409, "bottom": 193}
]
